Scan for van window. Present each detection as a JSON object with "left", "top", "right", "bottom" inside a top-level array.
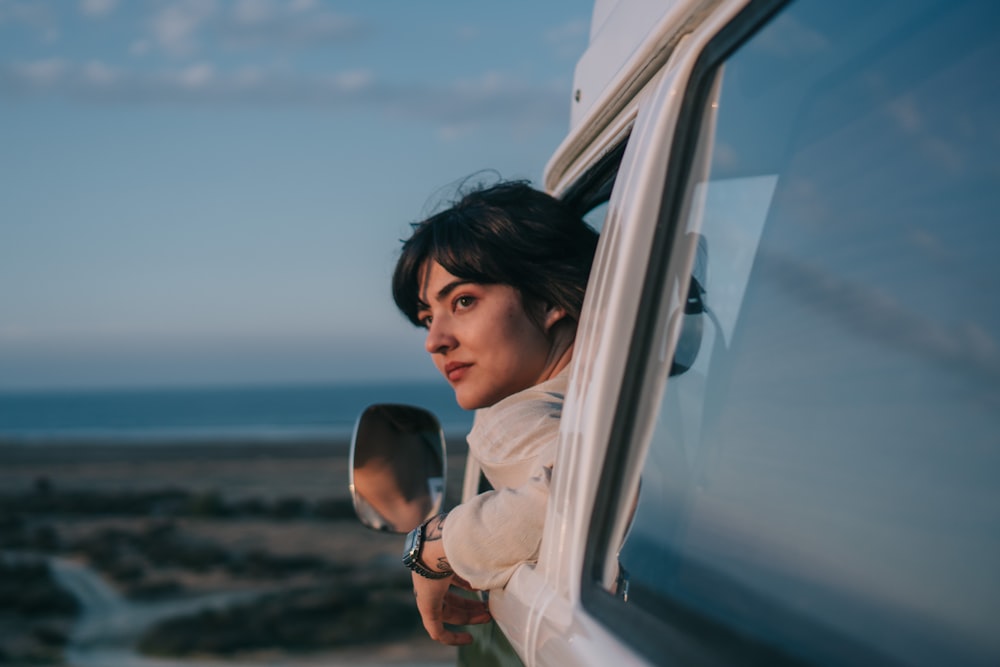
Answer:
[
  {"left": 585, "top": 0, "right": 1000, "bottom": 665},
  {"left": 582, "top": 200, "right": 610, "bottom": 233},
  {"left": 560, "top": 136, "right": 629, "bottom": 233}
]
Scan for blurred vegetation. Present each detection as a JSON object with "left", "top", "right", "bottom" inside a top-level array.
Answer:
[
  {"left": 0, "top": 475, "right": 430, "bottom": 660},
  {"left": 1, "top": 515, "right": 350, "bottom": 600},
  {"left": 72, "top": 520, "right": 348, "bottom": 596},
  {"left": 0, "top": 558, "right": 78, "bottom": 665},
  {"left": 139, "top": 582, "right": 421, "bottom": 656},
  {"left": 0, "top": 477, "right": 356, "bottom": 520},
  {"left": 0, "top": 476, "right": 358, "bottom": 598}
]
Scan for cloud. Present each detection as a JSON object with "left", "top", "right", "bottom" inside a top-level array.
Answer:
[
  {"left": 139, "top": 0, "right": 364, "bottom": 56},
  {"left": 15, "top": 57, "right": 65, "bottom": 79},
  {"left": 130, "top": 39, "right": 151, "bottom": 56},
  {"left": 175, "top": 62, "right": 214, "bottom": 88},
  {"left": 5, "top": 58, "right": 66, "bottom": 88},
  {"left": 79, "top": 0, "right": 117, "bottom": 18},
  {"left": 751, "top": 13, "right": 828, "bottom": 57},
  {"left": 82, "top": 60, "right": 116, "bottom": 85},
  {"left": 0, "top": 3, "right": 563, "bottom": 135},
  {"left": 0, "top": 1, "right": 50, "bottom": 25},
  {"left": 885, "top": 94, "right": 922, "bottom": 133},
  {"left": 326, "top": 68, "right": 372, "bottom": 92},
  {"left": 213, "top": 12, "right": 363, "bottom": 49},
  {"left": 758, "top": 250, "right": 1000, "bottom": 384},
  {"left": 149, "top": 0, "right": 218, "bottom": 56},
  {"left": 0, "top": 0, "right": 59, "bottom": 41},
  {"left": 544, "top": 17, "right": 589, "bottom": 60},
  {"left": 216, "top": 6, "right": 364, "bottom": 49},
  {"left": 437, "top": 123, "right": 476, "bottom": 142},
  {"left": 0, "top": 60, "right": 566, "bottom": 132},
  {"left": 881, "top": 92, "right": 966, "bottom": 174},
  {"left": 418, "top": 71, "right": 564, "bottom": 127},
  {"left": 232, "top": 0, "right": 272, "bottom": 24},
  {"left": 713, "top": 141, "right": 739, "bottom": 169}
]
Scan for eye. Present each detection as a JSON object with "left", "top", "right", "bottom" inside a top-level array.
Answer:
[
  {"left": 454, "top": 295, "right": 476, "bottom": 310},
  {"left": 419, "top": 314, "right": 432, "bottom": 328}
]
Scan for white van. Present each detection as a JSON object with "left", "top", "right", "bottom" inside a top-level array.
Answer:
[{"left": 352, "top": 0, "right": 1000, "bottom": 664}]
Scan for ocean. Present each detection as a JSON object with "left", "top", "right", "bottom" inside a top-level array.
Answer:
[{"left": 0, "top": 381, "right": 473, "bottom": 444}]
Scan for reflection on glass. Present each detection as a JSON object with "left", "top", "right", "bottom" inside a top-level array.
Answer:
[
  {"left": 611, "top": 0, "right": 1000, "bottom": 665},
  {"left": 350, "top": 404, "right": 445, "bottom": 533}
]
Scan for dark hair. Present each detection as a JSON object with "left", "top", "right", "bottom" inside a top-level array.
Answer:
[{"left": 392, "top": 180, "right": 599, "bottom": 327}]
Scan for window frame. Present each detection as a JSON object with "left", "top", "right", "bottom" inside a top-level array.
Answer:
[
  {"left": 578, "top": 0, "right": 795, "bottom": 664},
  {"left": 559, "top": 138, "right": 629, "bottom": 221}
]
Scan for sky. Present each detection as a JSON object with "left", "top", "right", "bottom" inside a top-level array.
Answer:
[{"left": 0, "top": 0, "right": 592, "bottom": 391}]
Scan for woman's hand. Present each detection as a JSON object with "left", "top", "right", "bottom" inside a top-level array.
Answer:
[
  {"left": 412, "top": 571, "right": 491, "bottom": 645},
  {"left": 411, "top": 513, "right": 491, "bottom": 645}
]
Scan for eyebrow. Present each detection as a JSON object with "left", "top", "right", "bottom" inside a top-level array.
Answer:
[{"left": 417, "top": 279, "right": 475, "bottom": 312}]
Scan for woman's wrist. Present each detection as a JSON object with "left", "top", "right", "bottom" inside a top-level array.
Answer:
[
  {"left": 403, "top": 513, "right": 453, "bottom": 579},
  {"left": 420, "top": 513, "right": 453, "bottom": 575}
]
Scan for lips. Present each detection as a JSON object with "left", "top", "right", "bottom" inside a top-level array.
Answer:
[{"left": 444, "top": 361, "right": 472, "bottom": 383}]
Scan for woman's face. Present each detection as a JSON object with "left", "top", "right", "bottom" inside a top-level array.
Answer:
[{"left": 417, "top": 261, "right": 564, "bottom": 410}]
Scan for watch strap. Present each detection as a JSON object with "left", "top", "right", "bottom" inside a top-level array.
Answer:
[{"left": 403, "top": 521, "right": 451, "bottom": 580}]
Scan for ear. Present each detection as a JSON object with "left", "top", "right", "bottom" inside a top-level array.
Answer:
[{"left": 543, "top": 304, "right": 568, "bottom": 332}]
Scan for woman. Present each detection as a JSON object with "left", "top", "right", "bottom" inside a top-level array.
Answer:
[{"left": 391, "top": 180, "right": 599, "bottom": 645}]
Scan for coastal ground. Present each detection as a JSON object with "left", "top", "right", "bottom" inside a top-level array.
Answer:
[{"left": 0, "top": 435, "right": 469, "bottom": 666}]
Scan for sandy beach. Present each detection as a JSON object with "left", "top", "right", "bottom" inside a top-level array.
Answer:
[{"left": 0, "top": 435, "right": 470, "bottom": 666}]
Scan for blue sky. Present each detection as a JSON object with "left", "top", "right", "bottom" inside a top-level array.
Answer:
[{"left": 0, "top": 0, "right": 591, "bottom": 390}]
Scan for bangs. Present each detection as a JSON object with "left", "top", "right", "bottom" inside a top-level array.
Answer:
[{"left": 392, "top": 209, "right": 504, "bottom": 326}]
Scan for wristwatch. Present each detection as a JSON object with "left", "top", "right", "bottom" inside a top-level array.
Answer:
[{"left": 402, "top": 520, "right": 452, "bottom": 579}]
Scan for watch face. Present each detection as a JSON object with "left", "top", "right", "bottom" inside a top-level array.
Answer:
[{"left": 402, "top": 526, "right": 420, "bottom": 561}]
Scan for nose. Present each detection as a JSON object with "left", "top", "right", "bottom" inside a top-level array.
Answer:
[{"left": 424, "top": 316, "right": 456, "bottom": 355}]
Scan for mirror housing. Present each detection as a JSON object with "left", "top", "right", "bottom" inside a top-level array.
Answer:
[{"left": 349, "top": 404, "right": 446, "bottom": 533}]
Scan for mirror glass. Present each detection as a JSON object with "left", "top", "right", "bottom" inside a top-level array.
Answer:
[{"left": 349, "top": 404, "right": 446, "bottom": 533}]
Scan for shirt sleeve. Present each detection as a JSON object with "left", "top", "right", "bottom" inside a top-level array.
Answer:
[
  {"left": 442, "top": 374, "right": 566, "bottom": 591},
  {"left": 442, "top": 464, "right": 552, "bottom": 590}
]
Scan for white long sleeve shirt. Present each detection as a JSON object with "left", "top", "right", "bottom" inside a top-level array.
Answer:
[{"left": 442, "top": 370, "right": 567, "bottom": 590}]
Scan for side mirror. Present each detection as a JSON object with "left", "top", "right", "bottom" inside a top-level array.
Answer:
[
  {"left": 670, "top": 233, "right": 708, "bottom": 377},
  {"left": 349, "top": 404, "right": 446, "bottom": 533},
  {"left": 669, "top": 275, "right": 705, "bottom": 376}
]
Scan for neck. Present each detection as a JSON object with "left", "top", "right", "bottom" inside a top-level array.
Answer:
[{"left": 538, "top": 323, "right": 576, "bottom": 384}]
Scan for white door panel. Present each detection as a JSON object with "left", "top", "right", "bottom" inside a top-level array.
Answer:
[{"left": 496, "top": 3, "right": 756, "bottom": 664}]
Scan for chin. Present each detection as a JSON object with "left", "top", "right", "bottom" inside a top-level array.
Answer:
[
  {"left": 455, "top": 394, "right": 483, "bottom": 411},
  {"left": 454, "top": 387, "right": 493, "bottom": 411}
]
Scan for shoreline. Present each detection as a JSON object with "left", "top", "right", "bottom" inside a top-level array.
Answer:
[
  {"left": 0, "top": 434, "right": 468, "bottom": 502},
  {"left": 0, "top": 438, "right": 352, "bottom": 464},
  {"left": 0, "top": 429, "right": 469, "bottom": 456}
]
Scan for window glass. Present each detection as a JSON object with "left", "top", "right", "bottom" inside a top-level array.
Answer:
[
  {"left": 563, "top": 136, "right": 627, "bottom": 233},
  {"left": 582, "top": 200, "right": 611, "bottom": 233},
  {"left": 604, "top": 0, "right": 1000, "bottom": 664}
]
